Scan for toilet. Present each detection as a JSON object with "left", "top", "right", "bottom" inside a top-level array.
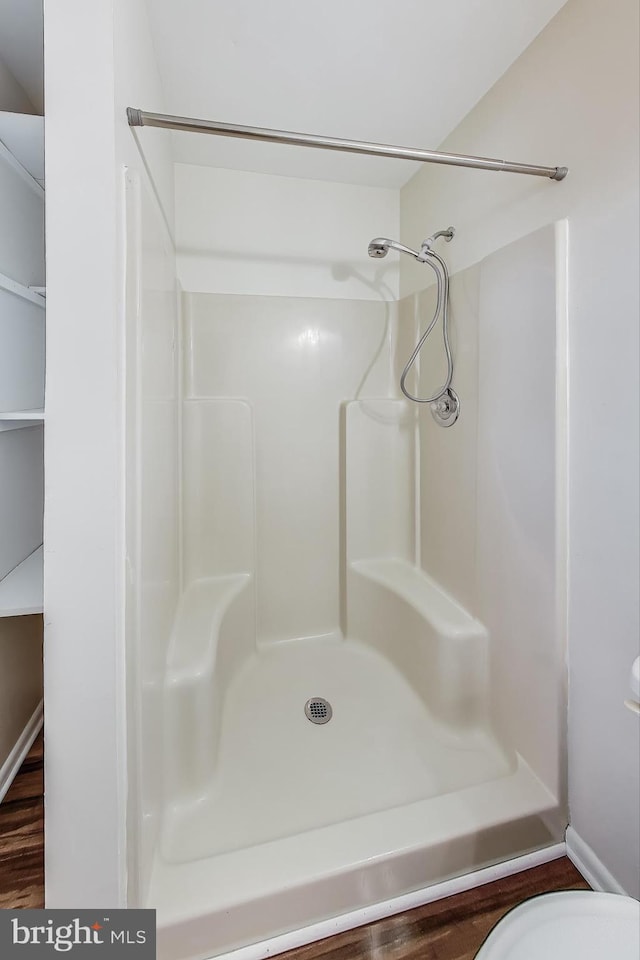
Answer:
[{"left": 475, "top": 890, "right": 640, "bottom": 959}]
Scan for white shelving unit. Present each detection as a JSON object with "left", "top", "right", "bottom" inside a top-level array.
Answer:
[
  {"left": 0, "top": 546, "right": 43, "bottom": 617},
  {"left": 0, "top": 99, "right": 45, "bottom": 602},
  {"left": 0, "top": 0, "right": 45, "bottom": 807},
  {"left": 0, "top": 409, "right": 45, "bottom": 432},
  {"left": 0, "top": 409, "right": 44, "bottom": 419},
  {"left": 0, "top": 111, "right": 44, "bottom": 187},
  {"left": 0, "top": 269, "right": 46, "bottom": 306}
]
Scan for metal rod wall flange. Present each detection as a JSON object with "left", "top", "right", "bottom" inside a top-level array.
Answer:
[{"left": 127, "top": 107, "right": 568, "bottom": 181}]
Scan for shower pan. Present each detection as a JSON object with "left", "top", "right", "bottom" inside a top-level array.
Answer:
[{"left": 126, "top": 150, "right": 568, "bottom": 958}]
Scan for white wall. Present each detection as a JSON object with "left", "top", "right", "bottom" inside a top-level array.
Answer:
[
  {"left": 44, "top": 0, "right": 124, "bottom": 909},
  {"left": 176, "top": 164, "right": 399, "bottom": 301},
  {"left": 400, "top": 0, "right": 639, "bottom": 896},
  {"left": 44, "top": 0, "right": 174, "bottom": 909}
]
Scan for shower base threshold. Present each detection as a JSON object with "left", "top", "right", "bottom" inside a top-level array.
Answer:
[
  {"left": 151, "top": 640, "right": 560, "bottom": 960},
  {"left": 151, "top": 757, "right": 559, "bottom": 960}
]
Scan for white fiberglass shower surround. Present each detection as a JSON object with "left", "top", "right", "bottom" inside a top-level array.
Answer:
[{"left": 124, "top": 98, "right": 569, "bottom": 957}]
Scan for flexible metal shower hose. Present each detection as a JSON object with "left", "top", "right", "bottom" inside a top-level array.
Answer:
[{"left": 399, "top": 248, "right": 453, "bottom": 404}]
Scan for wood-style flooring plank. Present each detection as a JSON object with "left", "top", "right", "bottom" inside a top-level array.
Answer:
[
  {"left": 0, "top": 732, "right": 44, "bottom": 909},
  {"left": 3, "top": 735, "right": 44, "bottom": 806},
  {"left": 278, "top": 858, "right": 589, "bottom": 960},
  {"left": 1, "top": 765, "right": 43, "bottom": 805}
]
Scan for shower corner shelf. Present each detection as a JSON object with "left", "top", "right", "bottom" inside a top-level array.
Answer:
[{"left": 0, "top": 546, "right": 43, "bottom": 617}]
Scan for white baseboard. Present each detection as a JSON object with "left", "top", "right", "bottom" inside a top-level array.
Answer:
[
  {"left": 566, "top": 826, "right": 627, "bottom": 895},
  {"left": 0, "top": 699, "right": 43, "bottom": 804},
  {"left": 213, "top": 843, "right": 567, "bottom": 960}
]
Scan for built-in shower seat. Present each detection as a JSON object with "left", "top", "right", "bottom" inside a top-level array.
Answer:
[
  {"left": 348, "top": 558, "right": 490, "bottom": 732},
  {"left": 164, "top": 574, "right": 253, "bottom": 801}
]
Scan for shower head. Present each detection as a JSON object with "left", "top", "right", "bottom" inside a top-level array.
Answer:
[
  {"left": 367, "top": 238, "right": 424, "bottom": 261},
  {"left": 367, "top": 239, "right": 391, "bottom": 258}
]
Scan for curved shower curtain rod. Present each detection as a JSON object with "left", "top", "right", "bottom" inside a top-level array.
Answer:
[{"left": 127, "top": 108, "right": 568, "bottom": 181}]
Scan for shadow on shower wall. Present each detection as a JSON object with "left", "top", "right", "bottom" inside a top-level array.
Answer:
[{"left": 176, "top": 244, "right": 399, "bottom": 302}]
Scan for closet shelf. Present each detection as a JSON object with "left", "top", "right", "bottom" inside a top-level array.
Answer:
[
  {"left": 0, "top": 271, "right": 46, "bottom": 307},
  {"left": 0, "top": 409, "right": 44, "bottom": 419},
  {"left": 0, "top": 546, "right": 43, "bottom": 617},
  {"left": 0, "top": 111, "right": 44, "bottom": 190},
  {"left": 0, "top": 410, "right": 45, "bottom": 432}
]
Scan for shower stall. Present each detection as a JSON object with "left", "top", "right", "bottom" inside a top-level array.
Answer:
[{"left": 124, "top": 124, "right": 568, "bottom": 955}]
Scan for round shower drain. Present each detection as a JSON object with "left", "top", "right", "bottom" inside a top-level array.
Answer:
[{"left": 304, "top": 697, "right": 332, "bottom": 724}]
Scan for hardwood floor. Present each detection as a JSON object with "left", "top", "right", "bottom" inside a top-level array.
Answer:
[
  {"left": 0, "top": 738, "right": 588, "bottom": 960},
  {"left": 0, "top": 731, "right": 44, "bottom": 909}
]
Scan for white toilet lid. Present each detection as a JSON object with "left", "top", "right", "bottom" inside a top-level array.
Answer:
[{"left": 475, "top": 891, "right": 640, "bottom": 960}]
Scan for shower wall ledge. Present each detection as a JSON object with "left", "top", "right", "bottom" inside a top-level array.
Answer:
[{"left": 351, "top": 558, "right": 486, "bottom": 641}]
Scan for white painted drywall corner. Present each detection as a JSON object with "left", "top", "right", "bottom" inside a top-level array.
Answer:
[
  {"left": 44, "top": 0, "right": 174, "bottom": 909},
  {"left": 44, "top": 0, "right": 125, "bottom": 909},
  {"left": 400, "top": 0, "right": 640, "bottom": 896}
]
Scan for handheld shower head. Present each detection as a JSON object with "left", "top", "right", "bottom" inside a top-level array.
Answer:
[
  {"left": 366, "top": 225, "right": 459, "bottom": 421},
  {"left": 368, "top": 228, "right": 455, "bottom": 262},
  {"left": 367, "top": 238, "right": 424, "bottom": 261},
  {"left": 367, "top": 239, "right": 390, "bottom": 258},
  {"left": 367, "top": 229, "right": 455, "bottom": 262}
]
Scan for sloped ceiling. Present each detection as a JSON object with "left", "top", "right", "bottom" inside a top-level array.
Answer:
[{"left": 145, "top": 0, "right": 568, "bottom": 187}]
